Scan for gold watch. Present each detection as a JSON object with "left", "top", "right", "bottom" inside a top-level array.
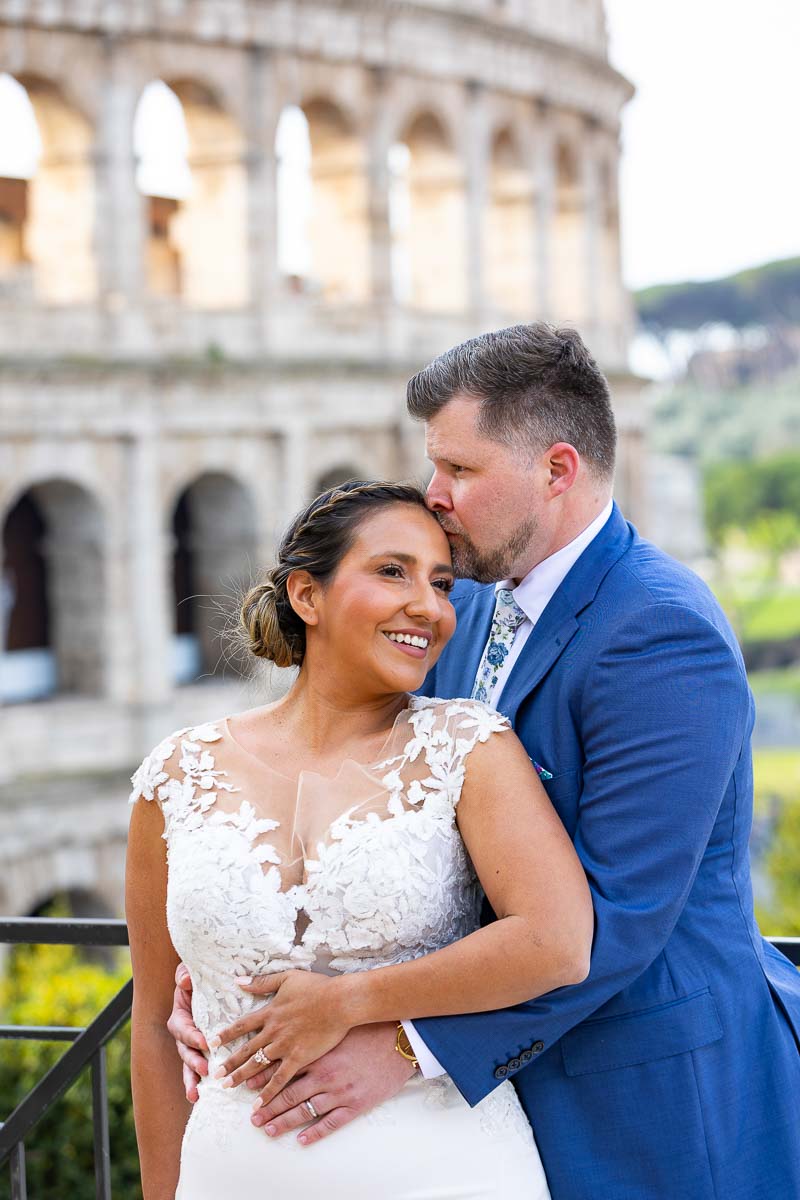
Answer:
[{"left": 395, "top": 1022, "right": 420, "bottom": 1070}]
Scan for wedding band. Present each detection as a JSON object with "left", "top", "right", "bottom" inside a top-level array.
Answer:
[
  {"left": 303, "top": 1098, "right": 319, "bottom": 1120},
  {"left": 254, "top": 1048, "right": 271, "bottom": 1066}
]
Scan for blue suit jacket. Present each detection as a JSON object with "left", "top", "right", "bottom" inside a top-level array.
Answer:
[{"left": 417, "top": 505, "right": 800, "bottom": 1199}]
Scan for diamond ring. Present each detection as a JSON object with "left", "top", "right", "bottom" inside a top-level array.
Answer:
[{"left": 253, "top": 1048, "right": 271, "bottom": 1066}]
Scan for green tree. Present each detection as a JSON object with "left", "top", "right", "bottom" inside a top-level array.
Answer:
[{"left": 0, "top": 944, "right": 141, "bottom": 1200}]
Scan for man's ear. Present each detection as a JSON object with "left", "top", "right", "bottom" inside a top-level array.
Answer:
[
  {"left": 286, "top": 570, "right": 320, "bottom": 627},
  {"left": 546, "top": 443, "right": 580, "bottom": 497}
]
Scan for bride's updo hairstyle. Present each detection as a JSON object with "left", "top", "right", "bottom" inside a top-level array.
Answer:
[{"left": 241, "top": 480, "right": 433, "bottom": 668}]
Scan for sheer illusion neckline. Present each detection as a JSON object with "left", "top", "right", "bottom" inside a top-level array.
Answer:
[{"left": 222, "top": 701, "right": 414, "bottom": 785}]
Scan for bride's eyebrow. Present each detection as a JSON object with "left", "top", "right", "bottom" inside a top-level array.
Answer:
[{"left": 368, "top": 552, "right": 453, "bottom": 574}]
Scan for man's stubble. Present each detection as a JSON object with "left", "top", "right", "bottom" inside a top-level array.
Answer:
[{"left": 437, "top": 513, "right": 539, "bottom": 584}]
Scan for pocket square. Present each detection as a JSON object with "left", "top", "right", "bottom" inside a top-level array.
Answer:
[{"left": 533, "top": 761, "right": 554, "bottom": 781}]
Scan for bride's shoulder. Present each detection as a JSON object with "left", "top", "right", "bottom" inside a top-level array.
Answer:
[
  {"left": 128, "top": 717, "right": 228, "bottom": 805},
  {"left": 408, "top": 695, "right": 511, "bottom": 745}
]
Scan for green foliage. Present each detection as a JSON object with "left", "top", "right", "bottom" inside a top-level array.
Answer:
[
  {"left": 704, "top": 453, "right": 800, "bottom": 543},
  {"left": 636, "top": 257, "right": 800, "bottom": 333},
  {"left": 0, "top": 944, "right": 141, "bottom": 1200},
  {"left": 754, "top": 750, "right": 800, "bottom": 936},
  {"left": 649, "top": 370, "right": 800, "bottom": 463}
]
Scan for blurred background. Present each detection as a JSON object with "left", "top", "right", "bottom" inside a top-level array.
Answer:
[{"left": 0, "top": 0, "right": 797, "bottom": 1191}]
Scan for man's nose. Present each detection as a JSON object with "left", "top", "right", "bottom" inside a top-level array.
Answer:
[{"left": 426, "top": 470, "right": 452, "bottom": 512}]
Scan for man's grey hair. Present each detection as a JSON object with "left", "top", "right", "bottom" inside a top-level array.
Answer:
[{"left": 406, "top": 323, "right": 617, "bottom": 479}]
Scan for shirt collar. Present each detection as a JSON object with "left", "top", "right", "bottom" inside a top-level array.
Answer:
[{"left": 495, "top": 500, "right": 614, "bottom": 626}]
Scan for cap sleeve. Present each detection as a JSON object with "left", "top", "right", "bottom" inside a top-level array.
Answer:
[{"left": 129, "top": 729, "right": 185, "bottom": 806}]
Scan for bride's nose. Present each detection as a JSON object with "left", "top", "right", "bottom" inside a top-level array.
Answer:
[{"left": 405, "top": 581, "right": 447, "bottom": 623}]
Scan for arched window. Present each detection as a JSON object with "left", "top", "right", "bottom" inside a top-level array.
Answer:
[
  {"left": 393, "top": 113, "right": 467, "bottom": 313},
  {"left": 0, "top": 74, "right": 95, "bottom": 302},
  {"left": 552, "top": 140, "right": 588, "bottom": 323},
  {"left": 170, "top": 473, "right": 257, "bottom": 685},
  {"left": 486, "top": 128, "right": 535, "bottom": 317},
  {"left": 276, "top": 100, "right": 369, "bottom": 301},
  {"left": 1, "top": 481, "right": 106, "bottom": 702},
  {"left": 134, "top": 79, "right": 248, "bottom": 307}
]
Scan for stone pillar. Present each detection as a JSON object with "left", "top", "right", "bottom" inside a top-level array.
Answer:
[
  {"left": 93, "top": 39, "right": 146, "bottom": 314},
  {"left": 532, "top": 115, "right": 555, "bottom": 321},
  {"left": 245, "top": 47, "right": 280, "bottom": 331},
  {"left": 464, "top": 81, "right": 489, "bottom": 313},
  {"left": 582, "top": 131, "right": 602, "bottom": 336},
  {"left": 278, "top": 419, "right": 311, "bottom": 529},
  {"left": 367, "top": 68, "right": 394, "bottom": 305},
  {"left": 124, "top": 431, "right": 172, "bottom": 705}
]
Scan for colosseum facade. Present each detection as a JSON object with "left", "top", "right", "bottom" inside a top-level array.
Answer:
[{"left": 0, "top": 0, "right": 641, "bottom": 917}]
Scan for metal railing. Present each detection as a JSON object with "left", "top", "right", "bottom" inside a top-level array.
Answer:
[
  {"left": 0, "top": 918, "right": 131, "bottom": 1200},
  {"left": 0, "top": 919, "right": 799, "bottom": 1199}
]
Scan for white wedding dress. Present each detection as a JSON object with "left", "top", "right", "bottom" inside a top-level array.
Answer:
[{"left": 130, "top": 696, "right": 550, "bottom": 1199}]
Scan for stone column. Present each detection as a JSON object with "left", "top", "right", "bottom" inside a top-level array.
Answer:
[
  {"left": 582, "top": 131, "right": 602, "bottom": 336},
  {"left": 124, "top": 429, "right": 172, "bottom": 705},
  {"left": 278, "top": 419, "right": 311, "bottom": 529},
  {"left": 367, "top": 68, "right": 394, "bottom": 306},
  {"left": 93, "top": 39, "right": 146, "bottom": 316},
  {"left": 532, "top": 114, "right": 556, "bottom": 321},
  {"left": 464, "top": 81, "right": 489, "bottom": 313},
  {"left": 245, "top": 47, "right": 280, "bottom": 335}
]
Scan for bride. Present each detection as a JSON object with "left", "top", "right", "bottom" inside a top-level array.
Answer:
[{"left": 126, "top": 480, "right": 592, "bottom": 1200}]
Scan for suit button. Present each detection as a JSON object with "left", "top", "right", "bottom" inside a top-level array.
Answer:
[
  {"left": 494, "top": 1065, "right": 509, "bottom": 1079},
  {"left": 532, "top": 1041, "right": 544, "bottom": 1054},
  {"left": 507, "top": 1057, "right": 521, "bottom": 1071},
  {"left": 519, "top": 1050, "right": 533, "bottom": 1064}
]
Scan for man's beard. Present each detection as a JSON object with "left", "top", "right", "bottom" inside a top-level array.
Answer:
[{"left": 439, "top": 515, "right": 538, "bottom": 584}]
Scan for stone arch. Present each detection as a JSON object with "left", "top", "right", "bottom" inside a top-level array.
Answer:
[
  {"left": 393, "top": 111, "right": 467, "bottom": 312},
  {"left": 134, "top": 78, "right": 248, "bottom": 308},
  {"left": 275, "top": 98, "right": 369, "bottom": 301},
  {"left": 551, "top": 138, "right": 588, "bottom": 323},
  {"left": 486, "top": 126, "right": 536, "bottom": 317},
  {"left": 1, "top": 479, "right": 106, "bottom": 703},
  {"left": 0, "top": 72, "right": 96, "bottom": 303},
  {"left": 168, "top": 471, "right": 257, "bottom": 685},
  {"left": 313, "top": 464, "right": 365, "bottom": 494}
]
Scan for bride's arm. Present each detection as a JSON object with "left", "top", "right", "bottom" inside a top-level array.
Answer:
[
  {"left": 126, "top": 797, "right": 191, "bottom": 1200},
  {"left": 217, "top": 730, "right": 592, "bottom": 1099}
]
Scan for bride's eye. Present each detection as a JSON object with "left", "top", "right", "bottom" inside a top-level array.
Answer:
[
  {"left": 432, "top": 577, "right": 455, "bottom": 593},
  {"left": 378, "top": 563, "right": 405, "bottom": 579}
]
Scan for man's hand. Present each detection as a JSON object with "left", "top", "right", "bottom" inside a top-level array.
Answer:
[
  {"left": 166, "top": 963, "right": 208, "bottom": 1103},
  {"left": 250, "top": 1022, "right": 414, "bottom": 1146}
]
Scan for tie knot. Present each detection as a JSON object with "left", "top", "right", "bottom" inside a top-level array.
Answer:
[{"left": 494, "top": 588, "right": 526, "bottom": 631}]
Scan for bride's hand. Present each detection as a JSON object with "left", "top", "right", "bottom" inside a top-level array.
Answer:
[{"left": 212, "top": 971, "right": 356, "bottom": 1102}]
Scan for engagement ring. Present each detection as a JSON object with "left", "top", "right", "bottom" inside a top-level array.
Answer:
[{"left": 254, "top": 1048, "right": 271, "bottom": 1066}]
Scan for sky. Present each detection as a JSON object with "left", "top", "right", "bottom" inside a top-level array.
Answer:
[{"left": 604, "top": 0, "right": 800, "bottom": 290}]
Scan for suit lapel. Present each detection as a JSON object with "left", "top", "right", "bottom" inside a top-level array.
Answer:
[
  {"left": 499, "top": 504, "right": 634, "bottom": 722},
  {"left": 439, "top": 582, "right": 496, "bottom": 698}
]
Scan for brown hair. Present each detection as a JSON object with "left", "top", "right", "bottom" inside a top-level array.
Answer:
[
  {"left": 406, "top": 322, "right": 617, "bottom": 478},
  {"left": 240, "top": 480, "right": 432, "bottom": 668}
]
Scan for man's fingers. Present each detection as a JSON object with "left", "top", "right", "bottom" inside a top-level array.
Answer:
[
  {"left": 245, "top": 1068, "right": 270, "bottom": 1090},
  {"left": 253, "top": 1075, "right": 318, "bottom": 1124},
  {"left": 176, "top": 1039, "right": 208, "bottom": 1076},
  {"left": 254, "top": 1094, "right": 333, "bottom": 1137},
  {"left": 297, "top": 1107, "right": 353, "bottom": 1146},
  {"left": 182, "top": 1063, "right": 200, "bottom": 1104},
  {"left": 175, "top": 962, "right": 192, "bottom": 988},
  {"left": 168, "top": 1011, "right": 209, "bottom": 1052}
]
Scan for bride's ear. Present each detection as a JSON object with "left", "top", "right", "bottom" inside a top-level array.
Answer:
[{"left": 286, "top": 570, "right": 321, "bottom": 627}]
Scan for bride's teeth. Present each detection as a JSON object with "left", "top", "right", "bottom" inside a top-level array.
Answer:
[{"left": 385, "top": 632, "right": 429, "bottom": 648}]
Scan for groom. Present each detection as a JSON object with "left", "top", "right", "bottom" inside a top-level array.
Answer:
[{"left": 171, "top": 324, "right": 800, "bottom": 1197}]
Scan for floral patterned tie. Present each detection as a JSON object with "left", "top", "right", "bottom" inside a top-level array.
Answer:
[{"left": 471, "top": 588, "right": 528, "bottom": 705}]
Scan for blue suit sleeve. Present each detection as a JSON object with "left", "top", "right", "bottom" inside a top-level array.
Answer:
[{"left": 413, "top": 602, "right": 752, "bottom": 1105}]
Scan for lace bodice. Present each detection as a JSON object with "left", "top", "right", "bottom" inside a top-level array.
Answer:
[{"left": 129, "top": 697, "right": 510, "bottom": 1072}]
